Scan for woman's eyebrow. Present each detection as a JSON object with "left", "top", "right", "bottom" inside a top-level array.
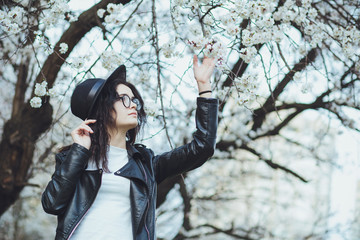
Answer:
[{"left": 117, "top": 93, "right": 135, "bottom": 98}]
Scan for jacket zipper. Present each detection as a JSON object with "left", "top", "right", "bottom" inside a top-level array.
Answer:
[
  {"left": 66, "top": 169, "right": 103, "bottom": 240},
  {"left": 139, "top": 162, "right": 150, "bottom": 240}
]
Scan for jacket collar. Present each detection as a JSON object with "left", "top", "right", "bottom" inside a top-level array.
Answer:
[
  {"left": 116, "top": 144, "right": 148, "bottom": 187},
  {"left": 127, "top": 143, "right": 143, "bottom": 161}
]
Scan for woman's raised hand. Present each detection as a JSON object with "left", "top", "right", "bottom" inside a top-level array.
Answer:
[
  {"left": 71, "top": 119, "right": 96, "bottom": 150},
  {"left": 193, "top": 55, "right": 215, "bottom": 97}
]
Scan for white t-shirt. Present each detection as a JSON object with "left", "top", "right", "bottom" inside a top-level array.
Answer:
[{"left": 70, "top": 145, "right": 133, "bottom": 240}]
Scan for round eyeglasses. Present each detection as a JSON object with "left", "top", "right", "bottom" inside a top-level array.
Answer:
[{"left": 115, "top": 94, "right": 142, "bottom": 111}]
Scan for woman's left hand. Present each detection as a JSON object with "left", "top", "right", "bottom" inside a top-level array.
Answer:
[{"left": 193, "top": 55, "right": 215, "bottom": 96}]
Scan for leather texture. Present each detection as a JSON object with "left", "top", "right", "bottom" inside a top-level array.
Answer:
[{"left": 42, "top": 97, "right": 219, "bottom": 240}]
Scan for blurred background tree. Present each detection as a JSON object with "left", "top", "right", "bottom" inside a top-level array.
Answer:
[{"left": 0, "top": 0, "right": 359, "bottom": 239}]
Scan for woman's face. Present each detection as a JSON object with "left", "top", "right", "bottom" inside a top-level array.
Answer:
[{"left": 112, "top": 84, "right": 139, "bottom": 132}]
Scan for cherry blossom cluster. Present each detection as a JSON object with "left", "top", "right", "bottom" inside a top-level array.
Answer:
[
  {"left": 97, "top": 3, "right": 124, "bottom": 26},
  {"left": 0, "top": 6, "right": 25, "bottom": 34},
  {"left": 187, "top": 37, "right": 226, "bottom": 65},
  {"left": 170, "top": 0, "right": 359, "bottom": 110},
  {"left": 0, "top": 0, "right": 354, "bottom": 114},
  {"left": 41, "top": 0, "right": 77, "bottom": 27},
  {"left": 144, "top": 100, "right": 160, "bottom": 117},
  {"left": 30, "top": 81, "right": 59, "bottom": 108},
  {"left": 101, "top": 51, "right": 124, "bottom": 70},
  {"left": 233, "top": 74, "right": 259, "bottom": 105}
]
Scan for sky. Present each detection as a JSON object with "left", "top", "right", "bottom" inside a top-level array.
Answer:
[{"left": 330, "top": 127, "right": 360, "bottom": 240}]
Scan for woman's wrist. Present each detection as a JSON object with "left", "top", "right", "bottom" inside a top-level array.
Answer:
[
  {"left": 199, "top": 90, "right": 212, "bottom": 95},
  {"left": 197, "top": 79, "right": 212, "bottom": 97},
  {"left": 198, "top": 90, "right": 212, "bottom": 98}
]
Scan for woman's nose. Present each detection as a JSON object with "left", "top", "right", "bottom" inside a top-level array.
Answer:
[{"left": 130, "top": 100, "right": 137, "bottom": 109}]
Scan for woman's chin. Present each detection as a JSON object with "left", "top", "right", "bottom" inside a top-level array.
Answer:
[{"left": 122, "top": 121, "right": 138, "bottom": 130}]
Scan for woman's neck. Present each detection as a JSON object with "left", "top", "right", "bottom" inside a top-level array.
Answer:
[{"left": 108, "top": 129, "right": 127, "bottom": 149}]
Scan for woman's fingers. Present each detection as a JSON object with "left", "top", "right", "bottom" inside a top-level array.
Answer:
[
  {"left": 193, "top": 54, "right": 199, "bottom": 68},
  {"left": 72, "top": 120, "right": 96, "bottom": 135},
  {"left": 70, "top": 120, "right": 96, "bottom": 150},
  {"left": 80, "top": 119, "right": 96, "bottom": 133},
  {"left": 77, "top": 124, "right": 93, "bottom": 134},
  {"left": 84, "top": 119, "right": 97, "bottom": 125}
]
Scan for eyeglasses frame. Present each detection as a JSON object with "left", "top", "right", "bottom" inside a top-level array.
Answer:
[{"left": 115, "top": 94, "right": 142, "bottom": 111}]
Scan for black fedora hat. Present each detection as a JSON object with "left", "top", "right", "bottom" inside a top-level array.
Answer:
[{"left": 71, "top": 65, "right": 126, "bottom": 120}]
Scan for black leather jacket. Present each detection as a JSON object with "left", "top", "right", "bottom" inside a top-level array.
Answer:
[{"left": 42, "top": 97, "right": 218, "bottom": 240}]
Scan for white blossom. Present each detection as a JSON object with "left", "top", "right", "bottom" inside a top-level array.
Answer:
[
  {"left": 104, "top": 14, "right": 121, "bottom": 25},
  {"left": 220, "top": 14, "right": 235, "bottom": 26},
  {"left": 239, "top": 46, "right": 257, "bottom": 63},
  {"left": 30, "top": 97, "right": 42, "bottom": 108},
  {"left": 257, "top": 18, "right": 274, "bottom": 29},
  {"left": 333, "top": 27, "right": 343, "bottom": 39},
  {"left": 107, "top": 3, "right": 123, "bottom": 14},
  {"left": 71, "top": 57, "right": 86, "bottom": 69},
  {"left": 293, "top": 72, "right": 302, "bottom": 82},
  {"left": 173, "top": 0, "right": 185, "bottom": 5},
  {"left": 6, "top": 23, "right": 21, "bottom": 34},
  {"left": 307, "top": 8, "right": 318, "bottom": 19},
  {"left": 42, "top": 14, "right": 57, "bottom": 26},
  {"left": 298, "top": 44, "right": 307, "bottom": 55},
  {"left": 342, "top": 43, "right": 355, "bottom": 59},
  {"left": 139, "top": 72, "right": 149, "bottom": 82},
  {"left": 248, "top": 130, "right": 257, "bottom": 138},
  {"left": 101, "top": 51, "right": 123, "bottom": 70},
  {"left": 233, "top": 74, "right": 259, "bottom": 106},
  {"left": 203, "top": 39, "right": 227, "bottom": 60},
  {"left": 97, "top": 9, "right": 106, "bottom": 18},
  {"left": 226, "top": 24, "right": 240, "bottom": 36},
  {"left": 284, "top": 0, "right": 295, "bottom": 9},
  {"left": 48, "top": 86, "right": 59, "bottom": 98},
  {"left": 203, "top": 15, "right": 213, "bottom": 26},
  {"left": 294, "top": 11, "right": 307, "bottom": 25},
  {"left": 301, "top": 83, "right": 309, "bottom": 93},
  {"left": 187, "top": 36, "right": 206, "bottom": 50},
  {"left": 132, "top": 39, "right": 145, "bottom": 49},
  {"left": 273, "top": 8, "right": 285, "bottom": 21},
  {"left": 216, "top": 87, "right": 232, "bottom": 99},
  {"left": 304, "top": 24, "right": 316, "bottom": 35},
  {"left": 34, "top": 81, "right": 48, "bottom": 97},
  {"left": 302, "top": 0, "right": 312, "bottom": 9},
  {"left": 59, "top": 42, "right": 68, "bottom": 54},
  {"left": 45, "top": 46, "right": 54, "bottom": 55},
  {"left": 8, "top": 6, "right": 24, "bottom": 24},
  {"left": 283, "top": 11, "right": 296, "bottom": 23},
  {"left": 162, "top": 42, "right": 174, "bottom": 58},
  {"left": 67, "top": 13, "right": 78, "bottom": 23},
  {"left": 355, "top": 62, "right": 360, "bottom": 72},
  {"left": 242, "top": 29, "right": 254, "bottom": 46},
  {"left": 0, "top": 10, "right": 6, "bottom": 22},
  {"left": 189, "top": 24, "right": 203, "bottom": 36},
  {"left": 135, "top": 22, "right": 149, "bottom": 31},
  {"left": 144, "top": 100, "right": 159, "bottom": 117}
]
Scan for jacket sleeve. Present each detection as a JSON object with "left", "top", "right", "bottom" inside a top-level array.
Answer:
[
  {"left": 41, "top": 143, "right": 91, "bottom": 215},
  {"left": 154, "top": 97, "right": 218, "bottom": 184}
]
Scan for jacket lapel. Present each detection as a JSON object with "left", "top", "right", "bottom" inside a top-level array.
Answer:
[
  {"left": 116, "top": 145, "right": 147, "bottom": 185},
  {"left": 115, "top": 144, "right": 149, "bottom": 235}
]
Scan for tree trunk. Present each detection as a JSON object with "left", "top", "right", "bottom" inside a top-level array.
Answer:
[{"left": 0, "top": 103, "right": 52, "bottom": 215}]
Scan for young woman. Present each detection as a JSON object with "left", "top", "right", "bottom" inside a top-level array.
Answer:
[{"left": 42, "top": 55, "right": 218, "bottom": 240}]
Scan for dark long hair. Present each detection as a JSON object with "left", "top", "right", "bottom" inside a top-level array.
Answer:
[{"left": 60, "top": 79, "right": 146, "bottom": 173}]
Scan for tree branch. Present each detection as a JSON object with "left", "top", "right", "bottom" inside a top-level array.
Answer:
[{"left": 251, "top": 48, "right": 318, "bottom": 130}]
